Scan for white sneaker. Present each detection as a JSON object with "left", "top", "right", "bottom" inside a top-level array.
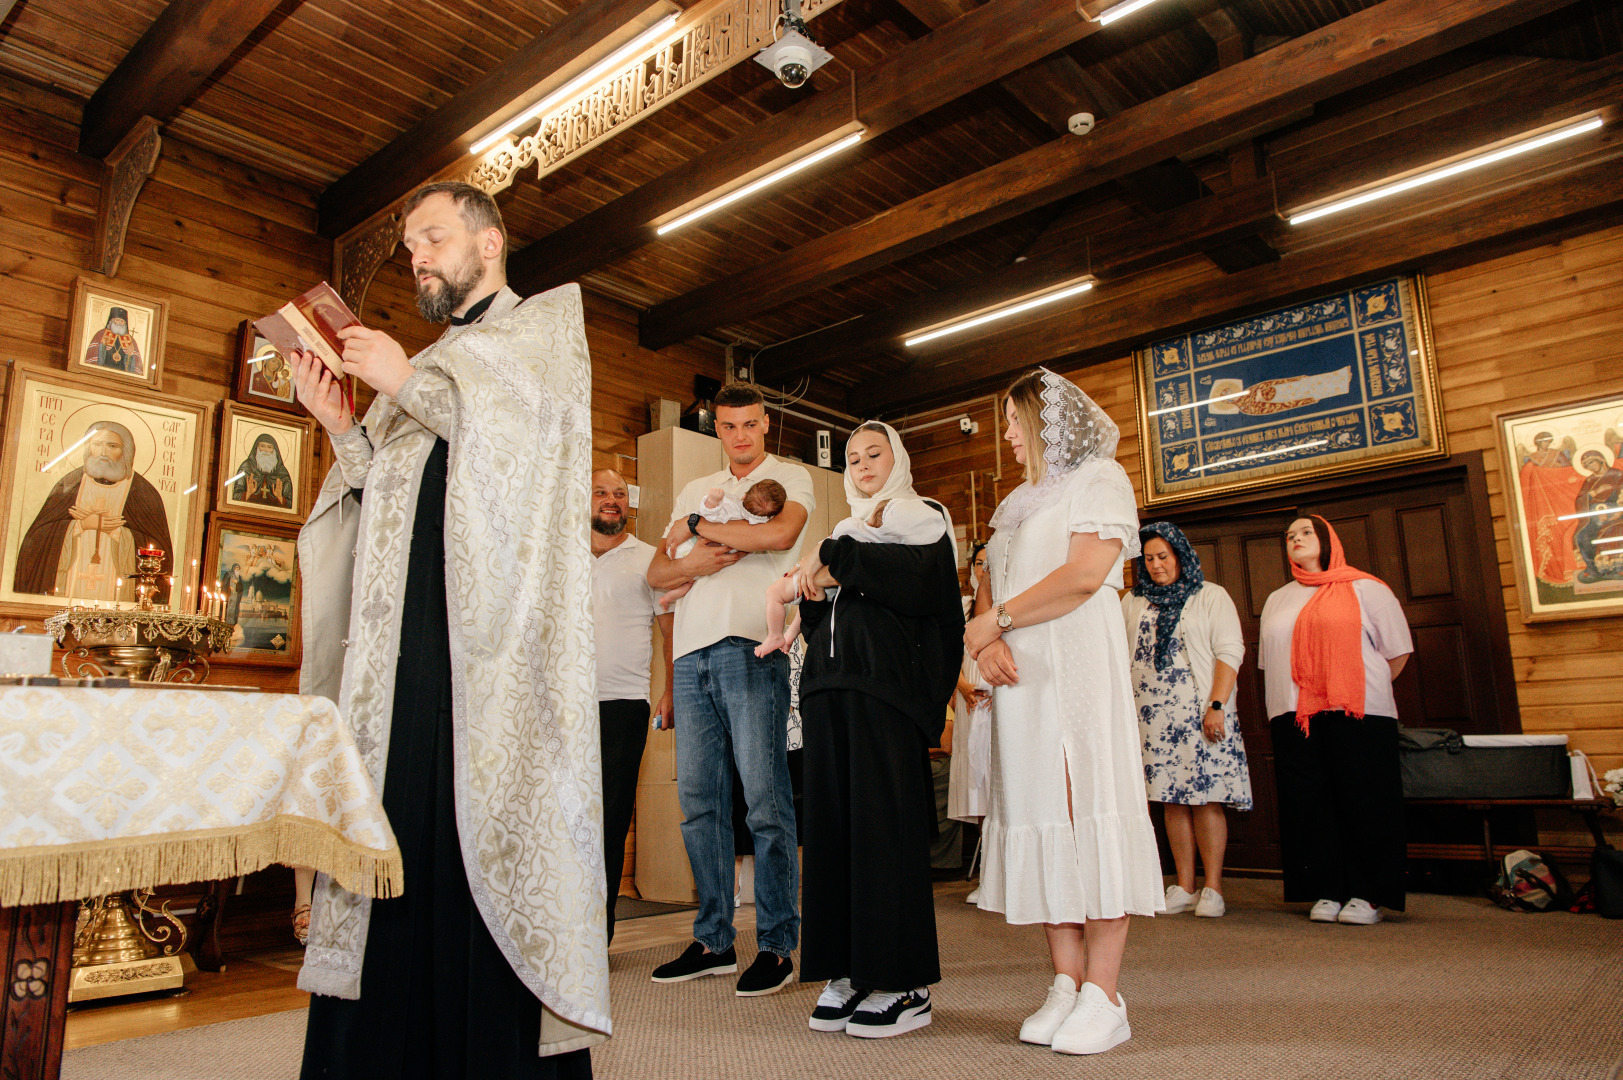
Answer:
[
  {"left": 1337, "top": 898, "right": 1382, "bottom": 925},
  {"left": 1309, "top": 899, "right": 1343, "bottom": 922},
  {"left": 1163, "top": 884, "right": 1196, "bottom": 914},
  {"left": 1194, "top": 887, "right": 1226, "bottom": 918},
  {"left": 1018, "top": 973, "right": 1078, "bottom": 1046},
  {"left": 965, "top": 887, "right": 981, "bottom": 905},
  {"left": 1051, "top": 982, "right": 1131, "bottom": 1055}
]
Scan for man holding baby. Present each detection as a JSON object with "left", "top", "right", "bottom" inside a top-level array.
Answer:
[{"left": 646, "top": 382, "right": 814, "bottom": 998}]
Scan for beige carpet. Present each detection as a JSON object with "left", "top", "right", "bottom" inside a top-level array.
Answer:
[{"left": 62, "top": 880, "right": 1623, "bottom": 1080}]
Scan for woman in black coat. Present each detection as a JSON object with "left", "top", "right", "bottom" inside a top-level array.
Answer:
[{"left": 789, "top": 421, "right": 963, "bottom": 1040}]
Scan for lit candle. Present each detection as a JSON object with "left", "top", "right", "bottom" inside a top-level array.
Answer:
[
  {"left": 115, "top": 578, "right": 123, "bottom": 610},
  {"left": 190, "top": 560, "right": 198, "bottom": 613},
  {"left": 166, "top": 576, "right": 174, "bottom": 612},
  {"left": 185, "top": 585, "right": 192, "bottom": 615}
]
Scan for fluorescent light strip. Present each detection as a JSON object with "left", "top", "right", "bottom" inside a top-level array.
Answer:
[
  {"left": 183, "top": 484, "right": 198, "bottom": 496},
  {"left": 1190, "top": 439, "right": 1327, "bottom": 474},
  {"left": 1147, "top": 390, "right": 1247, "bottom": 417},
  {"left": 38, "top": 430, "right": 97, "bottom": 472},
  {"left": 470, "top": 14, "right": 681, "bottom": 156},
  {"left": 656, "top": 132, "right": 865, "bottom": 236},
  {"left": 1097, "top": 0, "right": 1160, "bottom": 24},
  {"left": 1558, "top": 505, "right": 1621, "bottom": 522},
  {"left": 1288, "top": 116, "right": 1603, "bottom": 226},
  {"left": 1595, "top": 535, "right": 1623, "bottom": 546},
  {"left": 222, "top": 471, "right": 245, "bottom": 490},
  {"left": 904, "top": 281, "right": 1095, "bottom": 348}
]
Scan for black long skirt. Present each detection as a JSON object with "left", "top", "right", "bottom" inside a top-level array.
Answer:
[
  {"left": 800, "top": 689, "right": 940, "bottom": 992},
  {"left": 1270, "top": 711, "right": 1407, "bottom": 912},
  {"left": 301, "top": 441, "right": 592, "bottom": 1080}
]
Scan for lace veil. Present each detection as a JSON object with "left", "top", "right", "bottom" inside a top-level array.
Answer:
[{"left": 988, "top": 368, "right": 1120, "bottom": 533}]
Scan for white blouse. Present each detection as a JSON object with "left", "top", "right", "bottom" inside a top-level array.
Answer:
[{"left": 1257, "top": 579, "right": 1414, "bottom": 720}]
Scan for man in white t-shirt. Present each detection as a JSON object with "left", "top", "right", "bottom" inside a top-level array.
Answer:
[
  {"left": 646, "top": 383, "right": 813, "bottom": 997},
  {"left": 590, "top": 468, "right": 673, "bottom": 944}
]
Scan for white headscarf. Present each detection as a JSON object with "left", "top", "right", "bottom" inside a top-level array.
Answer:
[
  {"left": 842, "top": 421, "right": 952, "bottom": 549},
  {"left": 989, "top": 368, "right": 1120, "bottom": 533}
]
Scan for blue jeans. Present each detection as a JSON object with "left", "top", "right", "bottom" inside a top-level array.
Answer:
[{"left": 674, "top": 637, "right": 799, "bottom": 957}]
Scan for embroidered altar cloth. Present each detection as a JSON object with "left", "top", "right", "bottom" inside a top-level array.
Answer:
[{"left": 0, "top": 687, "right": 401, "bottom": 907}]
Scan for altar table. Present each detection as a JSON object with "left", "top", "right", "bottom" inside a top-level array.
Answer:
[{"left": 0, "top": 686, "right": 401, "bottom": 1080}]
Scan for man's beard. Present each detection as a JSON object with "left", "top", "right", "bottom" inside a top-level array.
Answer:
[
  {"left": 85, "top": 455, "right": 129, "bottom": 482},
  {"left": 255, "top": 451, "right": 279, "bottom": 472},
  {"left": 591, "top": 513, "right": 626, "bottom": 537},
  {"left": 415, "top": 244, "right": 484, "bottom": 322}
]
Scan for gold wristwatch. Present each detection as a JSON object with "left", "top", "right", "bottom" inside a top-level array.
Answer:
[{"left": 995, "top": 603, "right": 1012, "bottom": 630}]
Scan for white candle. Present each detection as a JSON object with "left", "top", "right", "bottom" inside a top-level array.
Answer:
[{"left": 166, "top": 576, "right": 174, "bottom": 613}]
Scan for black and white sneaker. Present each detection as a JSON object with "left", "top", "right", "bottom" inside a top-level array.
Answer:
[
  {"left": 808, "top": 977, "right": 869, "bottom": 1032},
  {"left": 735, "top": 951, "right": 794, "bottom": 996},
  {"left": 650, "top": 941, "right": 737, "bottom": 983},
  {"left": 845, "top": 987, "right": 931, "bottom": 1038}
]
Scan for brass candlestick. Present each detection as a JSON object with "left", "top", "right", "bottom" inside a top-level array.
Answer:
[
  {"left": 69, "top": 890, "right": 188, "bottom": 1003},
  {"left": 43, "top": 546, "right": 231, "bottom": 683}
]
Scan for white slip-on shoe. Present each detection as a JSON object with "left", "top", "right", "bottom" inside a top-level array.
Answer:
[
  {"left": 1309, "top": 899, "right": 1343, "bottom": 923},
  {"left": 1337, "top": 898, "right": 1382, "bottom": 925},
  {"left": 1051, "top": 982, "right": 1131, "bottom": 1055},
  {"left": 1163, "top": 884, "right": 1196, "bottom": 914},
  {"left": 965, "top": 887, "right": 981, "bottom": 905},
  {"left": 1018, "top": 973, "right": 1078, "bottom": 1046},
  {"left": 1194, "top": 887, "right": 1226, "bottom": 918}
]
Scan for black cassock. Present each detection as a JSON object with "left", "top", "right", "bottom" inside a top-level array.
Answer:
[{"left": 300, "top": 440, "right": 592, "bottom": 1080}]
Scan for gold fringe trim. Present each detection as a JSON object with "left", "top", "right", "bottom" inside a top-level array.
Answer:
[{"left": 1, "top": 819, "right": 404, "bottom": 907}]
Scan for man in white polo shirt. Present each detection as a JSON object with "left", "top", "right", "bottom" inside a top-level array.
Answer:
[
  {"left": 646, "top": 383, "right": 813, "bottom": 997},
  {"left": 590, "top": 468, "right": 673, "bottom": 944}
]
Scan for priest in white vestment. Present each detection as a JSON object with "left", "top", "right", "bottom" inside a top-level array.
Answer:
[{"left": 291, "top": 181, "right": 604, "bottom": 1080}]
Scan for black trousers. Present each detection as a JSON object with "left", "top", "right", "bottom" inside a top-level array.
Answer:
[
  {"left": 599, "top": 699, "right": 649, "bottom": 943},
  {"left": 1271, "top": 711, "right": 1407, "bottom": 912},
  {"left": 800, "top": 690, "right": 940, "bottom": 991}
]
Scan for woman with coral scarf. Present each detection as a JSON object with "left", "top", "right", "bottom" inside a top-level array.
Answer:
[{"left": 1258, "top": 516, "right": 1414, "bottom": 926}]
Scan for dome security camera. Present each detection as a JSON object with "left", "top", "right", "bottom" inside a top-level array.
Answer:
[
  {"left": 755, "top": 27, "right": 832, "bottom": 89},
  {"left": 1068, "top": 112, "right": 1096, "bottom": 136},
  {"left": 774, "top": 44, "right": 813, "bottom": 89}
]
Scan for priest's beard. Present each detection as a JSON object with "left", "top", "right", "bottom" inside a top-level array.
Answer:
[
  {"left": 85, "top": 455, "right": 130, "bottom": 482},
  {"left": 591, "top": 512, "right": 626, "bottom": 537},
  {"left": 256, "top": 450, "right": 279, "bottom": 472},
  {"left": 415, "top": 242, "right": 484, "bottom": 322}
]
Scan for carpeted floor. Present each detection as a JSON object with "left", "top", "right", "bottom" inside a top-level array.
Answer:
[{"left": 62, "top": 879, "right": 1623, "bottom": 1080}]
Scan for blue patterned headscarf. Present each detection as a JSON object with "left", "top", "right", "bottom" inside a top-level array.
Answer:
[{"left": 1132, "top": 521, "right": 1203, "bottom": 671}]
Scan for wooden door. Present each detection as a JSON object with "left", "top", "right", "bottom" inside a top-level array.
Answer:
[{"left": 1161, "top": 458, "right": 1515, "bottom": 871}]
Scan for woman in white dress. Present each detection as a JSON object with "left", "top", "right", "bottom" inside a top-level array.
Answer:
[
  {"left": 949, "top": 542, "right": 992, "bottom": 907},
  {"left": 965, "top": 368, "right": 1163, "bottom": 1057}
]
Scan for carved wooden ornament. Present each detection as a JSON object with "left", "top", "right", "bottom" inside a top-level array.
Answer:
[{"left": 93, "top": 116, "right": 162, "bottom": 278}]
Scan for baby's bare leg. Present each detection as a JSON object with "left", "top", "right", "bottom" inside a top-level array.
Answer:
[
  {"left": 753, "top": 576, "right": 799, "bottom": 658},
  {"left": 659, "top": 580, "right": 693, "bottom": 610}
]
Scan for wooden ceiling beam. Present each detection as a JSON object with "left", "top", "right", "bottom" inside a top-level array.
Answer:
[
  {"left": 856, "top": 145, "right": 1623, "bottom": 413},
  {"left": 507, "top": 0, "right": 1108, "bottom": 295},
  {"left": 318, "top": 0, "right": 665, "bottom": 238},
  {"left": 78, "top": 0, "right": 285, "bottom": 159},
  {"left": 755, "top": 177, "right": 1281, "bottom": 381},
  {"left": 636, "top": 0, "right": 1575, "bottom": 350}
]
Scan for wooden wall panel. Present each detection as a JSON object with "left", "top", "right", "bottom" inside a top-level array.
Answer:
[{"left": 905, "top": 225, "right": 1623, "bottom": 775}]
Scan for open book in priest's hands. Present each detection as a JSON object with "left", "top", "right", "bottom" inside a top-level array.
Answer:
[{"left": 254, "top": 281, "right": 360, "bottom": 416}]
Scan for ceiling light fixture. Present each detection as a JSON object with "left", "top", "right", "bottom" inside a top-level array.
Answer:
[
  {"left": 655, "top": 131, "right": 864, "bottom": 235},
  {"left": 1190, "top": 439, "right": 1327, "bottom": 473},
  {"left": 470, "top": 13, "right": 681, "bottom": 156},
  {"left": 903, "top": 277, "right": 1096, "bottom": 348},
  {"left": 1286, "top": 114, "right": 1604, "bottom": 227},
  {"left": 1095, "top": 0, "right": 1161, "bottom": 25},
  {"left": 1147, "top": 390, "right": 1247, "bottom": 417}
]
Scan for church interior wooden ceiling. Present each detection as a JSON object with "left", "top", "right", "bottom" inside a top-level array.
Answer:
[{"left": 2, "top": 0, "right": 1619, "bottom": 415}]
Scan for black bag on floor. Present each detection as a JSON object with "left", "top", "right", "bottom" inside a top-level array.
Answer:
[
  {"left": 1488, "top": 849, "right": 1574, "bottom": 912},
  {"left": 1591, "top": 846, "right": 1623, "bottom": 919}
]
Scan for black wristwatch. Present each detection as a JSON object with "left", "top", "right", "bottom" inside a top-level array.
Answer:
[
  {"left": 688, "top": 512, "right": 703, "bottom": 537},
  {"left": 1208, "top": 700, "right": 1224, "bottom": 713}
]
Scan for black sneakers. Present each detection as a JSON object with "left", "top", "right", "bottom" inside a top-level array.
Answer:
[
  {"left": 650, "top": 941, "right": 737, "bottom": 983},
  {"left": 809, "top": 977, "right": 869, "bottom": 1032},
  {"left": 846, "top": 987, "right": 932, "bottom": 1038},
  {"left": 734, "top": 950, "right": 794, "bottom": 997}
]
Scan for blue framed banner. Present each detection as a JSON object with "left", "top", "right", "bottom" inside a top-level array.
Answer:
[{"left": 1133, "top": 276, "right": 1447, "bottom": 507}]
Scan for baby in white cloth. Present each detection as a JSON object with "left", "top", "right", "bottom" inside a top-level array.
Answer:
[
  {"left": 659, "top": 479, "right": 787, "bottom": 610},
  {"left": 753, "top": 494, "right": 946, "bottom": 657}
]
